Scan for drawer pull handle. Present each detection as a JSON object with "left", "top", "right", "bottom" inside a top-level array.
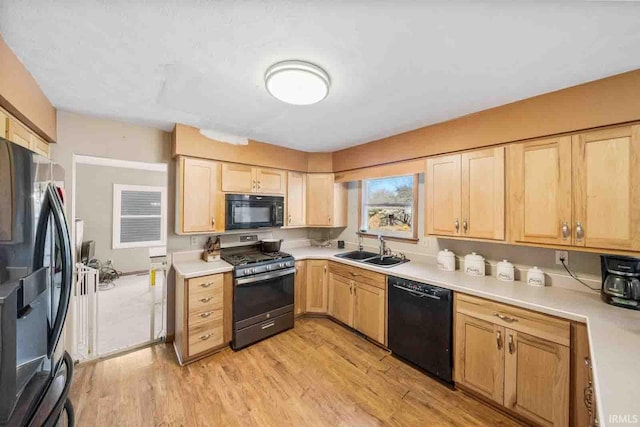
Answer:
[
  {"left": 350, "top": 272, "right": 358, "bottom": 276},
  {"left": 200, "top": 282, "right": 214, "bottom": 288},
  {"left": 200, "top": 333, "right": 213, "bottom": 341},
  {"left": 199, "top": 297, "right": 213, "bottom": 303},
  {"left": 496, "top": 331, "right": 503, "bottom": 350},
  {"left": 495, "top": 313, "right": 518, "bottom": 323},
  {"left": 508, "top": 334, "right": 515, "bottom": 354},
  {"left": 199, "top": 311, "right": 213, "bottom": 318},
  {"left": 261, "top": 321, "right": 275, "bottom": 330}
]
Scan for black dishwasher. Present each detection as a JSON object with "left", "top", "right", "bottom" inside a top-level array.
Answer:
[{"left": 388, "top": 276, "right": 453, "bottom": 384}]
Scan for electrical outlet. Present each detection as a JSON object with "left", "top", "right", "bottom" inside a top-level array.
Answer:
[
  {"left": 190, "top": 236, "right": 199, "bottom": 246},
  {"left": 555, "top": 250, "right": 568, "bottom": 265}
]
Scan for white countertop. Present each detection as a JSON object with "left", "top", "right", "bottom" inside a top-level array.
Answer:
[{"left": 174, "top": 246, "right": 640, "bottom": 425}]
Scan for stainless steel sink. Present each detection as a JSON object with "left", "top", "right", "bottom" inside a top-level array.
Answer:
[
  {"left": 363, "top": 256, "right": 409, "bottom": 268},
  {"left": 335, "top": 250, "right": 379, "bottom": 261}
]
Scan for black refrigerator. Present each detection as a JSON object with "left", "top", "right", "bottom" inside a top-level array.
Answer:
[{"left": 0, "top": 136, "right": 74, "bottom": 426}]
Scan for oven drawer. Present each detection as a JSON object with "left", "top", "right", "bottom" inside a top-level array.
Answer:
[
  {"left": 233, "top": 312, "right": 293, "bottom": 350},
  {"left": 188, "top": 318, "right": 223, "bottom": 356}
]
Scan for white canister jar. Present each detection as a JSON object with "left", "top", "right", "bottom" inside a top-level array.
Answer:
[
  {"left": 437, "top": 249, "right": 456, "bottom": 271},
  {"left": 464, "top": 252, "right": 485, "bottom": 276},
  {"left": 496, "top": 260, "right": 515, "bottom": 282},
  {"left": 526, "top": 266, "right": 546, "bottom": 287}
]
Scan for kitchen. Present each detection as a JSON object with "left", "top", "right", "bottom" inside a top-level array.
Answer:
[{"left": 1, "top": 2, "right": 640, "bottom": 427}]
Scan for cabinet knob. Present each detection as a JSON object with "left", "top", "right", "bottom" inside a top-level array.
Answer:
[
  {"left": 257, "top": 180, "right": 262, "bottom": 190},
  {"left": 211, "top": 217, "right": 216, "bottom": 226},
  {"left": 200, "top": 297, "right": 213, "bottom": 303},
  {"left": 252, "top": 180, "right": 256, "bottom": 191},
  {"left": 576, "top": 222, "right": 584, "bottom": 242},
  {"left": 200, "top": 282, "right": 213, "bottom": 288},
  {"left": 463, "top": 219, "right": 468, "bottom": 233},
  {"left": 199, "top": 311, "right": 213, "bottom": 318},
  {"left": 495, "top": 312, "right": 518, "bottom": 323},
  {"left": 200, "top": 333, "right": 213, "bottom": 341},
  {"left": 561, "top": 221, "right": 570, "bottom": 240},
  {"left": 496, "top": 331, "right": 503, "bottom": 350},
  {"left": 455, "top": 218, "right": 460, "bottom": 232}
]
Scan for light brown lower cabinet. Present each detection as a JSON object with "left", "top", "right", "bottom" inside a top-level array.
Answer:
[
  {"left": 455, "top": 293, "right": 570, "bottom": 427},
  {"left": 305, "top": 260, "right": 328, "bottom": 313},
  {"left": 174, "top": 272, "right": 232, "bottom": 365},
  {"left": 294, "top": 260, "right": 307, "bottom": 316},
  {"left": 328, "top": 262, "right": 386, "bottom": 345}
]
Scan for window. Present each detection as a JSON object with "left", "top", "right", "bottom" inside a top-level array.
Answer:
[
  {"left": 113, "top": 184, "right": 166, "bottom": 249},
  {"left": 361, "top": 175, "right": 417, "bottom": 239}
]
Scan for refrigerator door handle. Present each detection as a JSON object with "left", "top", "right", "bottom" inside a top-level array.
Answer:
[{"left": 34, "top": 184, "right": 73, "bottom": 358}]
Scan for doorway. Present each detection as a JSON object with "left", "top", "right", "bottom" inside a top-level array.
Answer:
[{"left": 71, "top": 155, "right": 168, "bottom": 360}]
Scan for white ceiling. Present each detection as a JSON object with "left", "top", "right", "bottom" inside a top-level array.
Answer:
[{"left": 1, "top": 1, "right": 640, "bottom": 152}]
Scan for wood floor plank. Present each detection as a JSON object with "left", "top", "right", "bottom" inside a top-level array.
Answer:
[{"left": 69, "top": 318, "right": 523, "bottom": 426}]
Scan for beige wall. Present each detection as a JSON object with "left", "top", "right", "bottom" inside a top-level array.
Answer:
[
  {"left": 76, "top": 164, "right": 167, "bottom": 273},
  {"left": 337, "top": 179, "right": 602, "bottom": 292}
]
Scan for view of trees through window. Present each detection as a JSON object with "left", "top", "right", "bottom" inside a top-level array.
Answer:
[{"left": 362, "top": 175, "right": 414, "bottom": 237}]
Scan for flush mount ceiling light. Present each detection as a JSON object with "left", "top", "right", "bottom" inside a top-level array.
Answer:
[{"left": 264, "top": 60, "right": 330, "bottom": 105}]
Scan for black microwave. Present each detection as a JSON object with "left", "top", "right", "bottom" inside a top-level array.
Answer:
[{"left": 225, "top": 194, "right": 284, "bottom": 230}]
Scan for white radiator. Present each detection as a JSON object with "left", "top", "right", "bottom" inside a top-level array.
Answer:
[{"left": 74, "top": 263, "right": 99, "bottom": 360}]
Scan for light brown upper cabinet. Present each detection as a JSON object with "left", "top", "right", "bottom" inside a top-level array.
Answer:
[
  {"left": 508, "top": 136, "right": 572, "bottom": 246},
  {"left": 1, "top": 110, "right": 49, "bottom": 158},
  {"left": 6, "top": 117, "right": 31, "bottom": 149},
  {"left": 306, "top": 173, "right": 348, "bottom": 227},
  {"left": 176, "top": 157, "right": 225, "bottom": 234},
  {"left": 426, "top": 147, "right": 505, "bottom": 240},
  {"left": 0, "top": 110, "right": 7, "bottom": 139},
  {"left": 286, "top": 172, "right": 306, "bottom": 226},
  {"left": 221, "top": 163, "right": 286, "bottom": 195},
  {"left": 572, "top": 125, "right": 640, "bottom": 251}
]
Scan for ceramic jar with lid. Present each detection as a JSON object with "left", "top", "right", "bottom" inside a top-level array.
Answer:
[
  {"left": 496, "top": 259, "right": 515, "bottom": 282},
  {"left": 437, "top": 249, "right": 456, "bottom": 271},
  {"left": 464, "top": 252, "right": 485, "bottom": 276},
  {"left": 526, "top": 266, "right": 546, "bottom": 287}
]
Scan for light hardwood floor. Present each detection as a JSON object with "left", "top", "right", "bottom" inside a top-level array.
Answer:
[{"left": 69, "top": 318, "right": 523, "bottom": 426}]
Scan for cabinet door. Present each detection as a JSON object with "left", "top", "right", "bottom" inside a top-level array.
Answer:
[
  {"left": 504, "top": 329, "right": 570, "bottom": 427},
  {"left": 572, "top": 125, "right": 640, "bottom": 251},
  {"left": 294, "top": 261, "right": 307, "bottom": 316},
  {"left": 508, "top": 137, "right": 572, "bottom": 245},
  {"left": 354, "top": 281, "right": 385, "bottom": 344},
  {"left": 0, "top": 110, "right": 7, "bottom": 138},
  {"left": 454, "top": 313, "right": 505, "bottom": 404},
  {"left": 30, "top": 133, "right": 50, "bottom": 158},
  {"left": 180, "top": 158, "right": 223, "bottom": 233},
  {"left": 256, "top": 168, "right": 286, "bottom": 194},
  {"left": 461, "top": 147, "right": 505, "bottom": 240},
  {"left": 6, "top": 117, "right": 31, "bottom": 149},
  {"left": 332, "top": 182, "right": 348, "bottom": 227},
  {"left": 305, "top": 260, "right": 328, "bottom": 313},
  {"left": 306, "top": 174, "right": 334, "bottom": 226},
  {"left": 221, "top": 163, "right": 255, "bottom": 193},
  {"left": 426, "top": 154, "right": 461, "bottom": 236},
  {"left": 328, "top": 274, "right": 354, "bottom": 326},
  {"left": 287, "top": 172, "right": 306, "bottom": 226}
]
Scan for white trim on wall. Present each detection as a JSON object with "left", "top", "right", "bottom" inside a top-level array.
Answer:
[
  {"left": 75, "top": 154, "right": 167, "bottom": 172},
  {"left": 112, "top": 184, "right": 167, "bottom": 249}
]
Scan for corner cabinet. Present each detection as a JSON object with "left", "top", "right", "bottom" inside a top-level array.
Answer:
[
  {"left": 306, "top": 173, "right": 348, "bottom": 227},
  {"left": 174, "top": 272, "right": 233, "bottom": 365},
  {"left": 454, "top": 294, "right": 570, "bottom": 427},
  {"left": 426, "top": 147, "right": 504, "bottom": 240},
  {"left": 305, "top": 260, "right": 328, "bottom": 313},
  {"left": 176, "top": 156, "right": 225, "bottom": 234},
  {"left": 221, "top": 163, "right": 286, "bottom": 195},
  {"left": 328, "top": 262, "right": 386, "bottom": 345},
  {"left": 287, "top": 172, "right": 306, "bottom": 226}
]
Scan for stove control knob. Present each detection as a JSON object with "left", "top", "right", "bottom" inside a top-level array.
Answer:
[
  {"left": 249, "top": 268, "right": 255, "bottom": 274},
  {"left": 279, "top": 263, "right": 284, "bottom": 268},
  {"left": 266, "top": 265, "right": 272, "bottom": 271}
]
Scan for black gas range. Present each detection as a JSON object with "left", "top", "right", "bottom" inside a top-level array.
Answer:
[{"left": 222, "top": 247, "right": 295, "bottom": 350}]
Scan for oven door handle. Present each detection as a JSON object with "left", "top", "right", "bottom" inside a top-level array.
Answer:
[{"left": 235, "top": 267, "right": 296, "bottom": 285}]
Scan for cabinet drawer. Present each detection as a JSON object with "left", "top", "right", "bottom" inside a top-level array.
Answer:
[
  {"left": 455, "top": 294, "right": 570, "bottom": 346},
  {"left": 188, "top": 318, "right": 223, "bottom": 356},
  {"left": 189, "top": 307, "right": 223, "bottom": 328},
  {"left": 329, "top": 262, "right": 386, "bottom": 289},
  {"left": 188, "top": 274, "right": 223, "bottom": 297}
]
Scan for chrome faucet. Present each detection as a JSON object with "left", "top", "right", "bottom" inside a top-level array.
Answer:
[
  {"left": 358, "top": 231, "right": 364, "bottom": 252},
  {"left": 378, "top": 235, "right": 387, "bottom": 257}
]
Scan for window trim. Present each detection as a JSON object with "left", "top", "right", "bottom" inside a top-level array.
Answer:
[
  {"left": 112, "top": 184, "right": 167, "bottom": 249},
  {"left": 358, "top": 174, "right": 419, "bottom": 242}
]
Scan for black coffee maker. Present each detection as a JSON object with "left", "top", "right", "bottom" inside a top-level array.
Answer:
[{"left": 601, "top": 255, "right": 640, "bottom": 310}]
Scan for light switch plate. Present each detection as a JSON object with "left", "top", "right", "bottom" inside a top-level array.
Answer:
[
  {"left": 190, "top": 236, "right": 199, "bottom": 246},
  {"left": 555, "top": 250, "right": 568, "bottom": 265}
]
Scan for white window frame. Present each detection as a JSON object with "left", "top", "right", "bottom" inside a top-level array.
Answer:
[
  {"left": 360, "top": 174, "right": 417, "bottom": 239},
  {"left": 112, "top": 184, "right": 167, "bottom": 249}
]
